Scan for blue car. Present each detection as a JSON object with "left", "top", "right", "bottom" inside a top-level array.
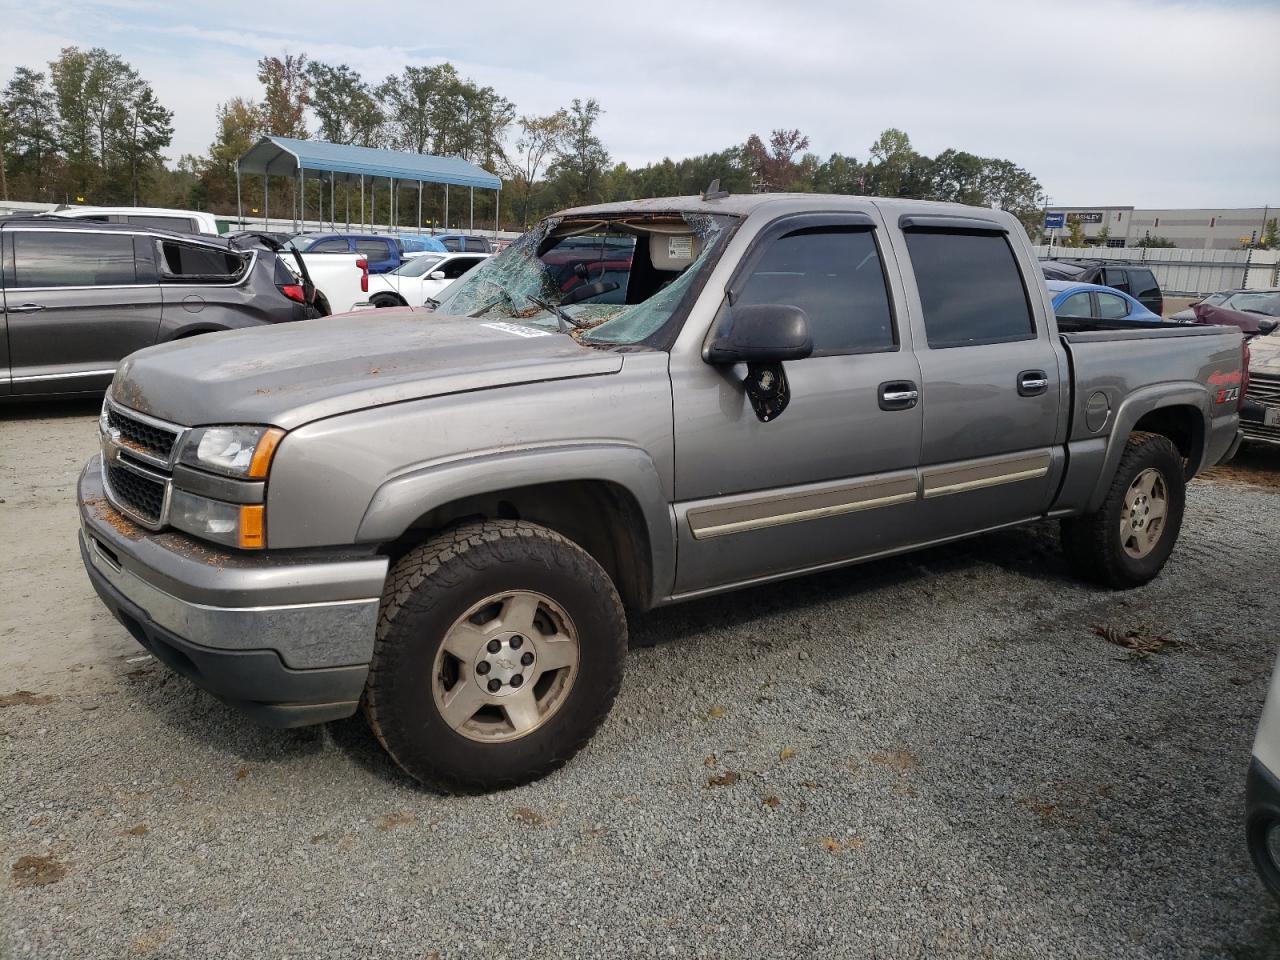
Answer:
[
  {"left": 1047, "top": 279, "right": 1162, "bottom": 323},
  {"left": 289, "top": 233, "right": 410, "bottom": 274},
  {"left": 395, "top": 234, "right": 449, "bottom": 256}
]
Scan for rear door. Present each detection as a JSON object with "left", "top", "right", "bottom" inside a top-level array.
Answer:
[
  {"left": 355, "top": 237, "right": 398, "bottom": 273},
  {"left": 5, "top": 227, "right": 163, "bottom": 395},
  {"left": 889, "top": 215, "right": 1066, "bottom": 541}
]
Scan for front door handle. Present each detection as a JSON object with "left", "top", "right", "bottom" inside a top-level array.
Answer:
[
  {"left": 1018, "top": 370, "right": 1049, "bottom": 397},
  {"left": 879, "top": 380, "right": 919, "bottom": 411},
  {"left": 6, "top": 303, "right": 46, "bottom": 313}
]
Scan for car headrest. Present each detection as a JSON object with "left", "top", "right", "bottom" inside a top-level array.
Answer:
[{"left": 650, "top": 232, "right": 700, "bottom": 272}]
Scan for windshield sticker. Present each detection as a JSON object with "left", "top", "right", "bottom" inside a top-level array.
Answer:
[
  {"left": 668, "top": 236, "right": 693, "bottom": 260},
  {"left": 482, "top": 322, "right": 552, "bottom": 338}
]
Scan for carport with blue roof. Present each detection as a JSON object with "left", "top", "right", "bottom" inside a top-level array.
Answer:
[{"left": 234, "top": 135, "right": 503, "bottom": 237}]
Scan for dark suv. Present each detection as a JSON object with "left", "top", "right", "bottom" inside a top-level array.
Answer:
[
  {"left": 1, "top": 218, "right": 312, "bottom": 398},
  {"left": 1040, "top": 259, "right": 1163, "bottom": 315}
]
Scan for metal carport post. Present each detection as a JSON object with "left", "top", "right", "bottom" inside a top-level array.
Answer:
[{"left": 234, "top": 162, "right": 243, "bottom": 228}]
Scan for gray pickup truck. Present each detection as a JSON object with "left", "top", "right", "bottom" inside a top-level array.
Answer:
[{"left": 78, "top": 193, "right": 1247, "bottom": 791}]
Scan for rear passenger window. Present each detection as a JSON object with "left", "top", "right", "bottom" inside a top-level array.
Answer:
[
  {"left": 1130, "top": 270, "right": 1159, "bottom": 302},
  {"left": 464, "top": 239, "right": 488, "bottom": 253},
  {"left": 1097, "top": 292, "right": 1130, "bottom": 320},
  {"left": 355, "top": 239, "right": 390, "bottom": 259},
  {"left": 1103, "top": 268, "right": 1131, "bottom": 293},
  {"left": 1056, "top": 292, "right": 1092, "bottom": 319},
  {"left": 158, "top": 241, "right": 247, "bottom": 282},
  {"left": 12, "top": 231, "right": 137, "bottom": 287},
  {"left": 904, "top": 231, "right": 1034, "bottom": 348},
  {"left": 309, "top": 238, "right": 349, "bottom": 253},
  {"left": 735, "top": 228, "right": 896, "bottom": 356}
]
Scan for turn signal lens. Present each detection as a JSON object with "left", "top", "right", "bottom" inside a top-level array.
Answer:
[
  {"left": 238, "top": 505, "right": 265, "bottom": 550},
  {"left": 247, "top": 428, "right": 285, "bottom": 479}
]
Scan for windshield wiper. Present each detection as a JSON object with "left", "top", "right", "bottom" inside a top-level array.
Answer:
[
  {"left": 467, "top": 288, "right": 515, "bottom": 318},
  {"left": 527, "top": 294, "right": 582, "bottom": 333}
]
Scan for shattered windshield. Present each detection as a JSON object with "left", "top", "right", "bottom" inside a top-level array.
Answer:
[{"left": 429, "top": 212, "right": 733, "bottom": 345}]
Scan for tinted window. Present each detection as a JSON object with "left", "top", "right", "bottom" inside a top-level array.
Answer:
[
  {"left": 1130, "top": 269, "right": 1159, "bottom": 302},
  {"left": 308, "top": 238, "right": 349, "bottom": 253},
  {"left": 441, "top": 237, "right": 462, "bottom": 251},
  {"left": 464, "top": 239, "right": 489, "bottom": 253},
  {"left": 355, "top": 238, "right": 391, "bottom": 259},
  {"left": 1097, "top": 292, "right": 1130, "bottom": 319},
  {"left": 126, "top": 214, "right": 198, "bottom": 234},
  {"left": 441, "top": 256, "right": 482, "bottom": 280},
  {"left": 159, "top": 242, "right": 246, "bottom": 281},
  {"left": 1056, "top": 292, "right": 1092, "bottom": 319},
  {"left": 736, "top": 228, "right": 896, "bottom": 356},
  {"left": 12, "top": 230, "right": 137, "bottom": 287},
  {"left": 1103, "top": 268, "right": 1131, "bottom": 293},
  {"left": 905, "top": 231, "right": 1034, "bottom": 348}
]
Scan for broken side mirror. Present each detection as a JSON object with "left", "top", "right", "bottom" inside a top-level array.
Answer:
[{"left": 704, "top": 304, "right": 813, "bottom": 423}]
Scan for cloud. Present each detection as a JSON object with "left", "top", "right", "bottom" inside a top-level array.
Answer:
[{"left": 1, "top": 0, "right": 1277, "bottom": 206}]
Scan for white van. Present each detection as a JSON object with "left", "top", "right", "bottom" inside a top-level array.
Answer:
[{"left": 46, "top": 206, "right": 223, "bottom": 236}]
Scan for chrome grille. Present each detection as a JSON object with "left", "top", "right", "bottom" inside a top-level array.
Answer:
[
  {"left": 104, "top": 462, "right": 166, "bottom": 525},
  {"left": 1243, "top": 373, "right": 1280, "bottom": 445},
  {"left": 106, "top": 405, "right": 180, "bottom": 464}
]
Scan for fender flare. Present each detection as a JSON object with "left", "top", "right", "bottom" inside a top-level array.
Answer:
[
  {"left": 1085, "top": 381, "right": 1209, "bottom": 513},
  {"left": 356, "top": 443, "right": 676, "bottom": 603}
]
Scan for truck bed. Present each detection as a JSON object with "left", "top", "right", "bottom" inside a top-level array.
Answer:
[{"left": 1056, "top": 318, "right": 1235, "bottom": 343}]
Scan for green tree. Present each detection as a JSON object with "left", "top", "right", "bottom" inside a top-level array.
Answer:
[
  {"left": 2, "top": 67, "right": 59, "bottom": 199},
  {"left": 1262, "top": 218, "right": 1278, "bottom": 250},
  {"left": 546, "top": 98, "right": 610, "bottom": 206},
  {"left": 1137, "top": 233, "right": 1175, "bottom": 248},
  {"left": 508, "top": 109, "right": 569, "bottom": 226},
  {"left": 194, "top": 97, "right": 261, "bottom": 212},
  {"left": 257, "top": 53, "right": 310, "bottom": 138},
  {"left": 50, "top": 47, "right": 96, "bottom": 197},
  {"left": 1064, "top": 215, "right": 1087, "bottom": 247},
  {"left": 864, "top": 128, "right": 932, "bottom": 197},
  {"left": 115, "top": 84, "right": 173, "bottom": 204},
  {"left": 306, "top": 62, "right": 382, "bottom": 146}
]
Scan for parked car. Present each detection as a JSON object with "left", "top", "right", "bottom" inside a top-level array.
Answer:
[
  {"left": 290, "top": 233, "right": 404, "bottom": 273},
  {"left": 435, "top": 233, "right": 493, "bottom": 253},
  {"left": 40, "top": 205, "right": 224, "bottom": 236},
  {"left": 364, "top": 252, "right": 489, "bottom": 308},
  {"left": 1188, "top": 290, "right": 1280, "bottom": 335},
  {"left": 1248, "top": 649, "right": 1280, "bottom": 901},
  {"left": 78, "top": 193, "right": 1245, "bottom": 791},
  {"left": 1040, "top": 259, "right": 1163, "bottom": 315},
  {"left": 1170, "top": 289, "right": 1280, "bottom": 324},
  {"left": 1047, "top": 280, "right": 1162, "bottom": 323},
  {"left": 1240, "top": 329, "right": 1280, "bottom": 446},
  {"left": 0, "top": 218, "right": 312, "bottom": 398}
]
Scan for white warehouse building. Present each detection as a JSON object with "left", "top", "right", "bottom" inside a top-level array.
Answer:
[{"left": 1044, "top": 205, "right": 1277, "bottom": 250}]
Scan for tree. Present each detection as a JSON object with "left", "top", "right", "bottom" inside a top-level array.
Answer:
[
  {"left": 1064, "top": 215, "right": 1087, "bottom": 247},
  {"left": 509, "top": 109, "right": 569, "bottom": 226},
  {"left": 864, "top": 128, "right": 930, "bottom": 198},
  {"left": 50, "top": 47, "right": 96, "bottom": 196},
  {"left": 1137, "top": 233, "right": 1175, "bottom": 248},
  {"left": 257, "top": 53, "right": 310, "bottom": 139},
  {"left": 547, "top": 98, "right": 610, "bottom": 206},
  {"left": 742, "top": 128, "right": 810, "bottom": 192},
  {"left": 2, "top": 67, "right": 59, "bottom": 198},
  {"left": 1262, "top": 218, "right": 1278, "bottom": 250},
  {"left": 306, "top": 62, "right": 382, "bottom": 146},
  {"left": 193, "top": 96, "right": 261, "bottom": 211},
  {"left": 116, "top": 85, "right": 173, "bottom": 204}
]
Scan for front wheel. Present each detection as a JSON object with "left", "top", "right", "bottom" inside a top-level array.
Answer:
[
  {"left": 1060, "top": 431, "right": 1186, "bottom": 589},
  {"left": 363, "top": 520, "right": 627, "bottom": 791}
]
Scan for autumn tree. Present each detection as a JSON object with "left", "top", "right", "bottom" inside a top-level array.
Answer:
[
  {"left": 508, "top": 109, "right": 569, "bottom": 226},
  {"left": 743, "top": 128, "right": 810, "bottom": 192},
  {"left": 257, "top": 53, "right": 311, "bottom": 139}
]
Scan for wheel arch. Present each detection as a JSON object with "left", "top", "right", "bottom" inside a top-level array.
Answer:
[{"left": 357, "top": 444, "right": 675, "bottom": 610}]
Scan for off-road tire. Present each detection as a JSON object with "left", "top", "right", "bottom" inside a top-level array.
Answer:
[
  {"left": 363, "top": 520, "right": 627, "bottom": 791},
  {"left": 1060, "top": 431, "right": 1186, "bottom": 589}
]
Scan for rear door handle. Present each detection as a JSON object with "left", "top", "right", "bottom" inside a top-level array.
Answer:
[
  {"left": 1018, "top": 370, "right": 1049, "bottom": 397},
  {"left": 6, "top": 303, "right": 46, "bottom": 313},
  {"left": 879, "top": 380, "right": 919, "bottom": 411}
]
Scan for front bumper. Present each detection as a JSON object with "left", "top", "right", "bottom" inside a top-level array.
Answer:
[{"left": 78, "top": 457, "right": 388, "bottom": 727}]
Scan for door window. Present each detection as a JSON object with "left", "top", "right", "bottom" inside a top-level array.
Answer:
[
  {"left": 1096, "top": 292, "right": 1130, "bottom": 320},
  {"left": 1103, "top": 268, "right": 1131, "bottom": 293},
  {"left": 464, "top": 239, "right": 489, "bottom": 253},
  {"left": 1055, "top": 291, "right": 1092, "bottom": 319},
  {"left": 441, "top": 256, "right": 482, "bottom": 280},
  {"left": 355, "top": 239, "right": 391, "bottom": 260},
  {"left": 308, "top": 238, "right": 350, "bottom": 253},
  {"left": 735, "top": 228, "right": 896, "bottom": 355},
  {"left": 1130, "top": 270, "right": 1159, "bottom": 303},
  {"left": 11, "top": 230, "right": 137, "bottom": 287},
  {"left": 904, "top": 231, "right": 1034, "bottom": 348},
  {"left": 158, "top": 241, "right": 248, "bottom": 282}
]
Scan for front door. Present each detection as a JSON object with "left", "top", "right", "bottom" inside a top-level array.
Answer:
[
  {"left": 5, "top": 227, "right": 162, "bottom": 395},
  {"left": 670, "top": 214, "right": 923, "bottom": 595},
  {"left": 890, "top": 223, "right": 1065, "bottom": 541}
]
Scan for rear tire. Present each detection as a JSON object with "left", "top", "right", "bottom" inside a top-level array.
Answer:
[
  {"left": 363, "top": 520, "right": 627, "bottom": 792},
  {"left": 1061, "top": 431, "right": 1185, "bottom": 589},
  {"left": 370, "top": 294, "right": 406, "bottom": 308}
]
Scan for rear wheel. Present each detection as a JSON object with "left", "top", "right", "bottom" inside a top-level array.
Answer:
[
  {"left": 1061, "top": 431, "right": 1185, "bottom": 589},
  {"left": 363, "top": 520, "right": 627, "bottom": 791},
  {"left": 370, "top": 293, "right": 406, "bottom": 308}
]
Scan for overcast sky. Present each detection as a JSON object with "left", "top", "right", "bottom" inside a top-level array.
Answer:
[{"left": 2, "top": 0, "right": 1277, "bottom": 208}]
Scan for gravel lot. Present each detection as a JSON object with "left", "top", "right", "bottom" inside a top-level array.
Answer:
[{"left": 2, "top": 399, "right": 1279, "bottom": 959}]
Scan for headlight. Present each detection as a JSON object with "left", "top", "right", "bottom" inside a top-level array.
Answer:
[
  {"left": 178, "top": 425, "right": 284, "bottom": 479},
  {"left": 169, "top": 489, "right": 265, "bottom": 549}
]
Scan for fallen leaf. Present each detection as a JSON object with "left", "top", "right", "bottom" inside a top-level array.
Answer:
[
  {"left": 1091, "top": 623, "right": 1176, "bottom": 658},
  {"left": 11, "top": 854, "right": 66, "bottom": 887},
  {"left": 0, "top": 690, "right": 56, "bottom": 708},
  {"left": 820, "top": 836, "right": 866, "bottom": 854},
  {"left": 871, "top": 750, "right": 919, "bottom": 771},
  {"left": 707, "top": 771, "right": 740, "bottom": 788},
  {"left": 707, "top": 705, "right": 726, "bottom": 719},
  {"left": 703, "top": 754, "right": 717, "bottom": 767},
  {"left": 762, "top": 795, "right": 781, "bottom": 808},
  {"left": 512, "top": 806, "right": 545, "bottom": 826},
  {"left": 779, "top": 746, "right": 796, "bottom": 761},
  {"left": 124, "top": 823, "right": 148, "bottom": 837},
  {"left": 376, "top": 811, "right": 416, "bottom": 832},
  {"left": 233, "top": 766, "right": 249, "bottom": 781}
]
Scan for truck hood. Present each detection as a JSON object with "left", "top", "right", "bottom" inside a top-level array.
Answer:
[
  {"left": 111, "top": 311, "right": 623, "bottom": 429},
  {"left": 1251, "top": 332, "right": 1280, "bottom": 376}
]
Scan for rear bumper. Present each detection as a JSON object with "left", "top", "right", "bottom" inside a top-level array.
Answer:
[{"left": 78, "top": 457, "right": 388, "bottom": 727}]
